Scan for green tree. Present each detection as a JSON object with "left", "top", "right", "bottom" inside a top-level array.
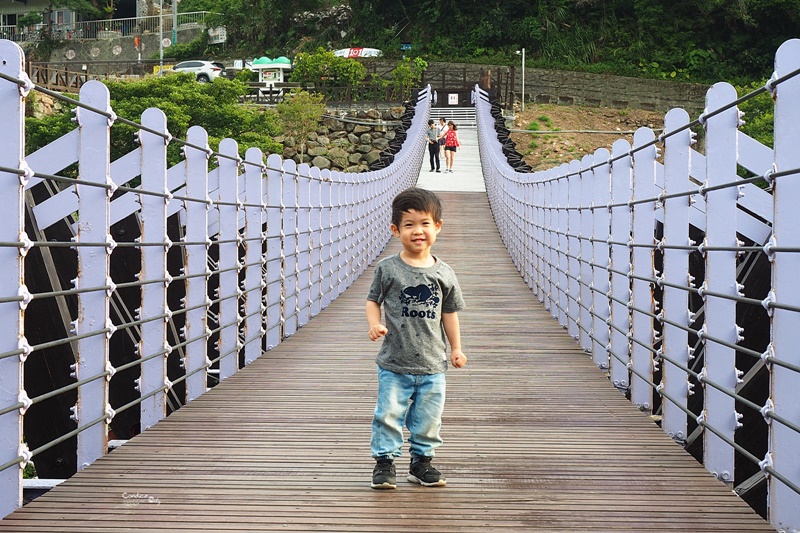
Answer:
[
  {"left": 390, "top": 57, "right": 427, "bottom": 99},
  {"left": 290, "top": 47, "right": 366, "bottom": 87},
  {"left": 276, "top": 90, "right": 325, "bottom": 161},
  {"left": 27, "top": 75, "right": 283, "bottom": 171}
]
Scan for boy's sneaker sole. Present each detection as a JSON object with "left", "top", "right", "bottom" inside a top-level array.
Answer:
[
  {"left": 407, "top": 474, "right": 446, "bottom": 487},
  {"left": 371, "top": 480, "right": 397, "bottom": 489}
]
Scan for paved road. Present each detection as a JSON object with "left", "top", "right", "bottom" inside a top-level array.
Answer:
[{"left": 415, "top": 127, "right": 485, "bottom": 193}]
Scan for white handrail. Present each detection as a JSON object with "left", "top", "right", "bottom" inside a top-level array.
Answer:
[{"left": 475, "top": 38, "right": 800, "bottom": 531}]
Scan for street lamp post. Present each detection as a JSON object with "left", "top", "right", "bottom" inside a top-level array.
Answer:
[
  {"left": 158, "top": 0, "right": 164, "bottom": 75},
  {"left": 521, "top": 47, "right": 525, "bottom": 111}
]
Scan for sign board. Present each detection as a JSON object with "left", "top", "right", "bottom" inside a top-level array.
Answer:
[
  {"left": 333, "top": 48, "right": 382, "bottom": 58},
  {"left": 448, "top": 93, "right": 459, "bottom": 105},
  {"left": 208, "top": 27, "right": 227, "bottom": 45}
]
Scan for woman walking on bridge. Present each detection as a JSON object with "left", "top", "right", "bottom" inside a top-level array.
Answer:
[{"left": 443, "top": 121, "right": 460, "bottom": 173}]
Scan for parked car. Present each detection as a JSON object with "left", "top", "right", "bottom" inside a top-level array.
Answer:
[{"left": 170, "top": 60, "right": 226, "bottom": 83}]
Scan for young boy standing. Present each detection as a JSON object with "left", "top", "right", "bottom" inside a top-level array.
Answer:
[{"left": 366, "top": 187, "right": 467, "bottom": 489}]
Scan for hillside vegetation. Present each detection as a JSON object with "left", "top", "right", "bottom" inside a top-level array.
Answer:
[{"left": 180, "top": 0, "right": 798, "bottom": 84}]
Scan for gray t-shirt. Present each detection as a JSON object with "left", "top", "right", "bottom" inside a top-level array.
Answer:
[{"left": 367, "top": 254, "right": 466, "bottom": 375}]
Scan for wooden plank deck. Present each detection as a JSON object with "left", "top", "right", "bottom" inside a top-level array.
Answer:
[{"left": 0, "top": 192, "right": 771, "bottom": 531}]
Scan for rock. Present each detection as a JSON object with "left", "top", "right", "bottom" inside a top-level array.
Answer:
[
  {"left": 356, "top": 144, "right": 373, "bottom": 154},
  {"left": 283, "top": 146, "right": 297, "bottom": 159},
  {"left": 362, "top": 151, "right": 382, "bottom": 165},
  {"left": 372, "top": 138, "right": 389, "bottom": 150},
  {"left": 311, "top": 156, "right": 331, "bottom": 169},
  {"left": 307, "top": 146, "right": 328, "bottom": 157},
  {"left": 353, "top": 125, "right": 372, "bottom": 135},
  {"left": 360, "top": 133, "right": 373, "bottom": 144},
  {"left": 348, "top": 153, "right": 362, "bottom": 164},
  {"left": 366, "top": 109, "right": 381, "bottom": 120},
  {"left": 283, "top": 137, "right": 295, "bottom": 148},
  {"left": 327, "top": 147, "right": 348, "bottom": 162},
  {"left": 348, "top": 133, "right": 359, "bottom": 144},
  {"left": 317, "top": 135, "right": 330, "bottom": 146},
  {"left": 323, "top": 117, "right": 344, "bottom": 130}
]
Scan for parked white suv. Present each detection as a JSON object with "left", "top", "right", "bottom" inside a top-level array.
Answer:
[{"left": 170, "top": 60, "right": 225, "bottom": 83}]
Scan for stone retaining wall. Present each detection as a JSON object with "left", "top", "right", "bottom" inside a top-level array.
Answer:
[{"left": 279, "top": 107, "right": 407, "bottom": 172}]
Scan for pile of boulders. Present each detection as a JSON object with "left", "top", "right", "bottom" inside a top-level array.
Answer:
[{"left": 278, "top": 106, "right": 412, "bottom": 173}]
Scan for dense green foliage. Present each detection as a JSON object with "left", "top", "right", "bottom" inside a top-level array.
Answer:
[
  {"left": 290, "top": 48, "right": 367, "bottom": 86},
  {"left": 26, "top": 75, "right": 283, "bottom": 168},
  {"left": 737, "top": 79, "right": 774, "bottom": 148},
  {"left": 201, "top": 0, "right": 798, "bottom": 84}
]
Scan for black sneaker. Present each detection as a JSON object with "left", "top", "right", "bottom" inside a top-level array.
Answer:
[
  {"left": 371, "top": 458, "right": 397, "bottom": 489},
  {"left": 407, "top": 456, "right": 446, "bottom": 487}
]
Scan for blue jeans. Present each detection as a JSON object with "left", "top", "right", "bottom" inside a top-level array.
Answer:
[{"left": 371, "top": 367, "right": 446, "bottom": 459}]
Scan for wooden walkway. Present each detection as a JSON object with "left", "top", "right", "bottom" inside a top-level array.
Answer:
[{"left": 0, "top": 192, "right": 771, "bottom": 531}]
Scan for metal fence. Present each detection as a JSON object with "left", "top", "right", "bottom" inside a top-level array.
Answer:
[
  {"left": 0, "top": 11, "right": 208, "bottom": 43},
  {"left": 0, "top": 39, "right": 428, "bottom": 518},
  {"left": 476, "top": 38, "right": 800, "bottom": 531}
]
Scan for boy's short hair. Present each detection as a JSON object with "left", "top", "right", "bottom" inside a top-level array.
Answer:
[
  {"left": 391, "top": 187, "right": 443, "bottom": 227},
  {"left": 428, "top": 120, "right": 434, "bottom": 126}
]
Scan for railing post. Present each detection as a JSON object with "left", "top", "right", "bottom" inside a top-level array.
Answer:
[
  {"left": 590, "top": 149, "right": 611, "bottom": 371},
  {"left": 243, "top": 147, "right": 265, "bottom": 365},
  {"left": 335, "top": 172, "right": 347, "bottom": 298},
  {"left": 579, "top": 155, "right": 594, "bottom": 353},
  {"left": 533, "top": 173, "right": 545, "bottom": 303},
  {"left": 630, "top": 128, "right": 657, "bottom": 412},
  {"left": 0, "top": 40, "right": 26, "bottom": 518},
  {"left": 545, "top": 169, "right": 557, "bottom": 317},
  {"left": 609, "top": 139, "right": 633, "bottom": 392},
  {"left": 527, "top": 174, "right": 537, "bottom": 293},
  {"left": 281, "top": 160, "right": 299, "bottom": 337},
  {"left": 216, "top": 138, "right": 241, "bottom": 379},
  {"left": 702, "top": 82, "right": 740, "bottom": 484},
  {"left": 319, "top": 169, "right": 333, "bottom": 310},
  {"left": 183, "top": 126, "right": 210, "bottom": 401},
  {"left": 343, "top": 174, "right": 355, "bottom": 291},
  {"left": 769, "top": 38, "right": 800, "bottom": 530},
  {"left": 74, "top": 81, "right": 113, "bottom": 467},
  {"left": 296, "top": 164, "right": 311, "bottom": 328},
  {"left": 264, "top": 154, "right": 283, "bottom": 350},
  {"left": 308, "top": 167, "right": 322, "bottom": 318},
  {"left": 567, "top": 161, "right": 581, "bottom": 340},
  {"left": 139, "top": 107, "right": 170, "bottom": 430},
  {"left": 557, "top": 168, "right": 569, "bottom": 327},
  {"left": 660, "top": 108, "right": 693, "bottom": 442},
  {"left": 353, "top": 171, "right": 368, "bottom": 280}
]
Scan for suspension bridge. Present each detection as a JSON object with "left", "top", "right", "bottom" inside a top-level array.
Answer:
[{"left": 0, "top": 37, "right": 799, "bottom": 531}]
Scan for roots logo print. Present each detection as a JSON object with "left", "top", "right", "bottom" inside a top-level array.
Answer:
[{"left": 400, "top": 283, "right": 440, "bottom": 308}]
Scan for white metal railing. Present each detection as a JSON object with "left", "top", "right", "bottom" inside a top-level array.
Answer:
[
  {"left": 0, "top": 39, "right": 429, "bottom": 518},
  {"left": 0, "top": 11, "right": 208, "bottom": 42},
  {"left": 476, "top": 38, "right": 800, "bottom": 531}
]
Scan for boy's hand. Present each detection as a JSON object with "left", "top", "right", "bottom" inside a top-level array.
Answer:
[
  {"left": 451, "top": 349, "right": 467, "bottom": 368},
  {"left": 368, "top": 324, "right": 388, "bottom": 341}
]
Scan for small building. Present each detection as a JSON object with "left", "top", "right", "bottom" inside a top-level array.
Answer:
[{"left": 250, "top": 56, "right": 292, "bottom": 89}]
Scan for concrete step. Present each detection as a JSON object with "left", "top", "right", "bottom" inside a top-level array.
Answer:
[{"left": 430, "top": 107, "right": 476, "bottom": 128}]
